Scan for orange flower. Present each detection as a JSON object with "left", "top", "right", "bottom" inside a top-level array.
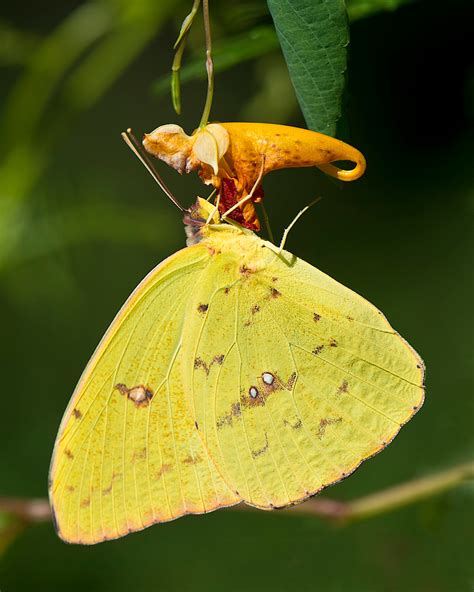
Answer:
[{"left": 143, "top": 122, "right": 366, "bottom": 230}]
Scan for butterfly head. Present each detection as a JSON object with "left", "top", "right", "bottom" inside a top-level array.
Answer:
[
  {"left": 184, "top": 197, "right": 221, "bottom": 246},
  {"left": 183, "top": 197, "right": 257, "bottom": 248}
]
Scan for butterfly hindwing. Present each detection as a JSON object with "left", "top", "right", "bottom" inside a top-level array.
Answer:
[
  {"left": 49, "top": 246, "right": 239, "bottom": 544},
  {"left": 185, "top": 227, "right": 424, "bottom": 508}
]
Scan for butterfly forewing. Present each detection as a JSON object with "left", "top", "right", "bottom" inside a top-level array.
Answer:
[{"left": 49, "top": 246, "right": 238, "bottom": 544}]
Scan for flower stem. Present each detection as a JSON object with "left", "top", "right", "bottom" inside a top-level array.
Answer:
[{"left": 199, "top": 0, "right": 214, "bottom": 127}]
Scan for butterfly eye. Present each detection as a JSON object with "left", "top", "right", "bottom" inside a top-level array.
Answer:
[
  {"left": 249, "top": 386, "right": 259, "bottom": 399},
  {"left": 262, "top": 372, "right": 274, "bottom": 386}
]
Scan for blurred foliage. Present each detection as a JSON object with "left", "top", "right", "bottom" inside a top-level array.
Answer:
[
  {"left": 0, "top": 0, "right": 176, "bottom": 272},
  {"left": 0, "top": 512, "right": 21, "bottom": 556},
  {"left": 0, "top": 0, "right": 472, "bottom": 589},
  {"left": 155, "top": 24, "right": 280, "bottom": 97},
  {"left": 346, "top": 0, "right": 416, "bottom": 20},
  {"left": 0, "top": 19, "right": 40, "bottom": 66}
]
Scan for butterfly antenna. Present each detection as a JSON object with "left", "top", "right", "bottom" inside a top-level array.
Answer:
[
  {"left": 278, "top": 197, "right": 322, "bottom": 254},
  {"left": 121, "top": 128, "right": 186, "bottom": 212}
]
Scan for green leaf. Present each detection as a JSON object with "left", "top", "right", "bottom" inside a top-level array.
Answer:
[{"left": 266, "top": 0, "right": 349, "bottom": 136}]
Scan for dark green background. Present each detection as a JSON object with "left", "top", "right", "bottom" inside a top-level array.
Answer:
[{"left": 0, "top": 1, "right": 472, "bottom": 590}]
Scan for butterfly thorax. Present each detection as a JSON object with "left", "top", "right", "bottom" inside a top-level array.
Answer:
[
  {"left": 203, "top": 225, "right": 269, "bottom": 273},
  {"left": 184, "top": 198, "right": 278, "bottom": 286}
]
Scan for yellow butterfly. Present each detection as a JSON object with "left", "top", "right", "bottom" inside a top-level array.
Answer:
[{"left": 49, "top": 171, "right": 424, "bottom": 543}]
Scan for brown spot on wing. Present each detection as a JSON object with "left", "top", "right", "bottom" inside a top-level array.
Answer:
[
  {"left": 313, "top": 345, "right": 324, "bottom": 355},
  {"left": 64, "top": 449, "right": 74, "bottom": 460},
  {"left": 313, "top": 312, "right": 321, "bottom": 322},
  {"left": 115, "top": 383, "right": 154, "bottom": 407},
  {"left": 194, "top": 357, "right": 208, "bottom": 373},
  {"left": 131, "top": 448, "right": 147, "bottom": 463},
  {"left": 270, "top": 287, "right": 281, "bottom": 298},
  {"left": 72, "top": 408, "right": 82, "bottom": 419},
  {"left": 316, "top": 417, "right": 342, "bottom": 439},
  {"left": 251, "top": 304, "right": 260, "bottom": 314},
  {"left": 217, "top": 372, "right": 297, "bottom": 430},
  {"left": 216, "top": 402, "right": 242, "bottom": 429},
  {"left": 112, "top": 471, "right": 122, "bottom": 482},
  {"left": 156, "top": 464, "right": 172, "bottom": 479},
  {"left": 80, "top": 498, "right": 91, "bottom": 508},
  {"left": 194, "top": 354, "right": 225, "bottom": 376},
  {"left": 284, "top": 418, "right": 303, "bottom": 430},
  {"left": 329, "top": 339, "right": 338, "bottom": 347},
  {"left": 337, "top": 380, "right": 349, "bottom": 395},
  {"left": 251, "top": 433, "right": 269, "bottom": 458},
  {"left": 197, "top": 303, "right": 209, "bottom": 313},
  {"left": 241, "top": 371, "right": 297, "bottom": 409},
  {"left": 285, "top": 372, "right": 297, "bottom": 390},
  {"left": 183, "top": 453, "right": 202, "bottom": 465},
  {"left": 240, "top": 264, "right": 253, "bottom": 276}
]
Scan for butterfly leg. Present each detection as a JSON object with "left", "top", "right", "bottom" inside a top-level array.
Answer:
[
  {"left": 278, "top": 197, "right": 322, "bottom": 254},
  {"left": 205, "top": 192, "right": 221, "bottom": 224}
]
